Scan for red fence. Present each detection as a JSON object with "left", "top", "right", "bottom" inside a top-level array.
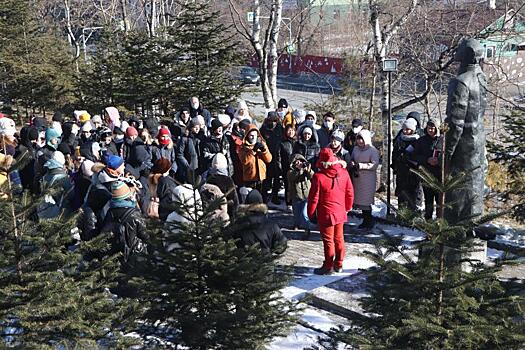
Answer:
[{"left": 250, "top": 54, "right": 344, "bottom": 75}]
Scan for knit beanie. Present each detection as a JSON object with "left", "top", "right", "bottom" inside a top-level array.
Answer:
[
  {"left": 125, "top": 126, "right": 138, "bottom": 138},
  {"left": 151, "top": 157, "right": 172, "bottom": 174},
  {"left": 217, "top": 114, "right": 231, "bottom": 127},
  {"left": 211, "top": 118, "right": 223, "bottom": 132},
  {"left": 27, "top": 126, "right": 39, "bottom": 141},
  {"left": 0, "top": 118, "right": 16, "bottom": 137},
  {"left": 278, "top": 98, "right": 288, "bottom": 109},
  {"left": 402, "top": 118, "right": 418, "bottom": 132},
  {"left": 79, "top": 112, "right": 91, "bottom": 123},
  {"left": 111, "top": 181, "right": 132, "bottom": 200},
  {"left": 245, "top": 189, "right": 263, "bottom": 204},
  {"left": 331, "top": 129, "right": 345, "bottom": 142},
  {"left": 157, "top": 127, "right": 171, "bottom": 145},
  {"left": 211, "top": 153, "right": 228, "bottom": 170},
  {"left": 302, "top": 126, "right": 313, "bottom": 135},
  {"left": 52, "top": 111, "right": 64, "bottom": 123},
  {"left": 91, "top": 114, "right": 103, "bottom": 125},
  {"left": 106, "top": 155, "right": 124, "bottom": 170}
]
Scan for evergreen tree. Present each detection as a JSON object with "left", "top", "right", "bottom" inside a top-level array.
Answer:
[
  {"left": 0, "top": 0, "right": 75, "bottom": 114},
  {"left": 165, "top": 0, "right": 241, "bottom": 112},
  {"left": 487, "top": 111, "right": 525, "bottom": 222},
  {"left": 309, "top": 166, "right": 525, "bottom": 350},
  {"left": 134, "top": 186, "right": 297, "bottom": 349},
  {"left": 0, "top": 151, "right": 141, "bottom": 348},
  {"left": 78, "top": 32, "right": 125, "bottom": 113}
]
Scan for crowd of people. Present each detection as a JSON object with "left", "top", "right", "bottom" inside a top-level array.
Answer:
[{"left": 0, "top": 96, "right": 444, "bottom": 275}]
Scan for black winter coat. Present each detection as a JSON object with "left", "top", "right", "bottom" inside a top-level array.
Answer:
[
  {"left": 200, "top": 135, "right": 235, "bottom": 176},
  {"left": 157, "top": 175, "right": 179, "bottom": 221},
  {"left": 101, "top": 206, "right": 149, "bottom": 264},
  {"left": 279, "top": 138, "right": 295, "bottom": 174},
  {"left": 293, "top": 140, "right": 320, "bottom": 166},
  {"left": 233, "top": 205, "right": 287, "bottom": 253},
  {"left": 412, "top": 134, "right": 442, "bottom": 179},
  {"left": 260, "top": 123, "right": 284, "bottom": 177},
  {"left": 176, "top": 134, "right": 199, "bottom": 181}
]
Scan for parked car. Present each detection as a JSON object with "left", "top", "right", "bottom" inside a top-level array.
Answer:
[{"left": 239, "top": 66, "right": 260, "bottom": 85}]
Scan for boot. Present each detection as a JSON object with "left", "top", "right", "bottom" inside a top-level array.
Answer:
[
  {"left": 358, "top": 210, "right": 375, "bottom": 229},
  {"left": 313, "top": 266, "right": 333, "bottom": 275}
]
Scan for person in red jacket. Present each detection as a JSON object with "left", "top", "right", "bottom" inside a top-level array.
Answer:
[{"left": 307, "top": 148, "right": 354, "bottom": 275}]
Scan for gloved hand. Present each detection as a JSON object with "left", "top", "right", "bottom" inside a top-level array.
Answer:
[{"left": 254, "top": 142, "right": 265, "bottom": 152}]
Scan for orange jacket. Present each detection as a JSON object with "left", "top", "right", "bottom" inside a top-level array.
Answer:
[{"left": 238, "top": 125, "right": 272, "bottom": 182}]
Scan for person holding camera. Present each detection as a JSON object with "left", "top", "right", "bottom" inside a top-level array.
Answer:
[
  {"left": 238, "top": 125, "right": 272, "bottom": 194},
  {"left": 345, "top": 129, "right": 380, "bottom": 229},
  {"left": 287, "top": 153, "right": 314, "bottom": 234}
]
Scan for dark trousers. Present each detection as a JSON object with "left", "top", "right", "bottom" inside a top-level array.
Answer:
[
  {"left": 262, "top": 175, "right": 281, "bottom": 201},
  {"left": 423, "top": 186, "right": 439, "bottom": 219}
]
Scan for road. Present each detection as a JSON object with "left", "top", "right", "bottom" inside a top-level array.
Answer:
[{"left": 241, "top": 88, "right": 331, "bottom": 119}]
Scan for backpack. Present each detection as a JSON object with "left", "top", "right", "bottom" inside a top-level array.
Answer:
[{"left": 110, "top": 208, "right": 145, "bottom": 262}]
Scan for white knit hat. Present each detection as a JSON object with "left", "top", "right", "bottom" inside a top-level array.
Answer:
[
  {"left": 51, "top": 151, "right": 65, "bottom": 166},
  {"left": 211, "top": 153, "right": 228, "bottom": 170},
  {"left": 0, "top": 118, "right": 16, "bottom": 136},
  {"left": 403, "top": 118, "right": 418, "bottom": 132},
  {"left": 217, "top": 113, "right": 231, "bottom": 127}
]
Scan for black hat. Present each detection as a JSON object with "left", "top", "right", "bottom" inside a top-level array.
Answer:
[
  {"left": 113, "top": 126, "right": 124, "bottom": 135},
  {"left": 351, "top": 119, "right": 363, "bottom": 128},
  {"left": 225, "top": 105, "right": 235, "bottom": 119},
  {"left": 27, "top": 126, "right": 39, "bottom": 141},
  {"left": 52, "top": 111, "right": 64, "bottom": 123},
  {"left": 238, "top": 119, "right": 251, "bottom": 131},
  {"left": 211, "top": 118, "right": 223, "bottom": 132},
  {"left": 57, "top": 142, "right": 72, "bottom": 156},
  {"left": 278, "top": 98, "right": 288, "bottom": 109},
  {"left": 245, "top": 189, "right": 263, "bottom": 204},
  {"left": 266, "top": 111, "right": 280, "bottom": 122},
  {"left": 32, "top": 116, "right": 48, "bottom": 131}
]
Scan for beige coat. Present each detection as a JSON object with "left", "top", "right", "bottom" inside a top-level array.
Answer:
[{"left": 345, "top": 130, "right": 380, "bottom": 208}]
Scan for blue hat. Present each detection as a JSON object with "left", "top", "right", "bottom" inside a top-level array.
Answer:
[
  {"left": 45, "top": 127, "right": 61, "bottom": 149},
  {"left": 106, "top": 155, "right": 124, "bottom": 170}
]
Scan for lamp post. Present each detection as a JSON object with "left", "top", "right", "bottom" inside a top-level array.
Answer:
[{"left": 382, "top": 58, "right": 398, "bottom": 216}]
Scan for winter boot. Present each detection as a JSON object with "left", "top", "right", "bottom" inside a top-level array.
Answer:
[
  {"left": 313, "top": 266, "right": 333, "bottom": 275},
  {"left": 358, "top": 210, "right": 375, "bottom": 229}
]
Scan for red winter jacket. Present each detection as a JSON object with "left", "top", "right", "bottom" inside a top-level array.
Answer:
[{"left": 307, "top": 162, "right": 354, "bottom": 227}]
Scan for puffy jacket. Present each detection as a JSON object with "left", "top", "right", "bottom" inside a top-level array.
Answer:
[
  {"left": 238, "top": 125, "right": 272, "bottom": 182},
  {"left": 307, "top": 161, "right": 354, "bottom": 227},
  {"left": 152, "top": 141, "right": 178, "bottom": 174},
  {"left": 101, "top": 206, "right": 149, "bottom": 265},
  {"left": 232, "top": 203, "right": 287, "bottom": 253},
  {"left": 157, "top": 175, "right": 179, "bottom": 221},
  {"left": 200, "top": 135, "right": 235, "bottom": 176}
]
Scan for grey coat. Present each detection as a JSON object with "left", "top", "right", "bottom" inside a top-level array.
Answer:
[{"left": 444, "top": 40, "right": 487, "bottom": 223}]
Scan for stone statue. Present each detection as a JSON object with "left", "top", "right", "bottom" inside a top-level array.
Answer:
[{"left": 444, "top": 38, "right": 488, "bottom": 224}]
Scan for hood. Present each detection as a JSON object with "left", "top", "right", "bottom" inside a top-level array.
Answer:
[
  {"left": 357, "top": 129, "right": 372, "bottom": 147},
  {"left": 237, "top": 203, "right": 268, "bottom": 217},
  {"left": 105, "top": 107, "right": 120, "bottom": 128},
  {"left": 243, "top": 124, "right": 264, "bottom": 145},
  {"left": 289, "top": 153, "right": 308, "bottom": 169},
  {"left": 97, "top": 167, "right": 119, "bottom": 184},
  {"left": 426, "top": 118, "right": 441, "bottom": 136},
  {"left": 297, "top": 123, "right": 319, "bottom": 144}
]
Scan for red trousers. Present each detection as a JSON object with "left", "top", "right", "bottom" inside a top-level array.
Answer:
[{"left": 320, "top": 223, "right": 345, "bottom": 269}]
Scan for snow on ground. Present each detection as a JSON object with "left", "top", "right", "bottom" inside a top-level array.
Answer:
[{"left": 270, "top": 254, "right": 375, "bottom": 349}]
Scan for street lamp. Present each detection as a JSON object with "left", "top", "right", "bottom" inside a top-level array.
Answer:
[{"left": 383, "top": 58, "right": 398, "bottom": 217}]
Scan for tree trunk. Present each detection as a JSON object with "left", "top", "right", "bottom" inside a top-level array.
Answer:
[
  {"left": 267, "top": 0, "right": 283, "bottom": 107},
  {"left": 120, "top": 0, "right": 129, "bottom": 36}
]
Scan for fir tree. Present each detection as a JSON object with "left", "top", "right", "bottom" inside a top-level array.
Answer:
[
  {"left": 165, "top": 0, "right": 242, "bottom": 111},
  {"left": 134, "top": 186, "right": 297, "bottom": 349},
  {"left": 487, "top": 111, "right": 525, "bottom": 222},
  {"left": 78, "top": 32, "right": 125, "bottom": 113},
  {"left": 0, "top": 151, "right": 141, "bottom": 348},
  {"left": 309, "top": 167, "right": 525, "bottom": 349},
  {"left": 0, "top": 0, "right": 75, "bottom": 114}
]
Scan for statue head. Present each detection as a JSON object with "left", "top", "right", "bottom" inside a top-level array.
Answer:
[{"left": 454, "top": 38, "right": 484, "bottom": 65}]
